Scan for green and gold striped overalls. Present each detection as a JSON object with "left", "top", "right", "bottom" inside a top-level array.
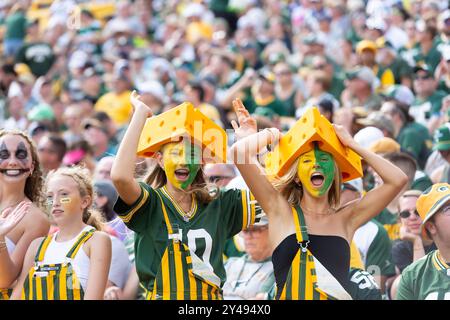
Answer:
[
  {"left": 21, "top": 229, "right": 95, "bottom": 300},
  {"left": 145, "top": 192, "right": 222, "bottom": 300},
  {"left": 277, "top": 206, "right": 349, "bottom": 300},
  {"left": 0, "top": 289, "right": 12, "bottom": 300}
]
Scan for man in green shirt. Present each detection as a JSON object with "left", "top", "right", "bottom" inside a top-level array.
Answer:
[
  {"left": 15, "top": 20, "right": 55, "bottom": 77},
  {"left": 380, "top": 92, "right": 433, "bottom": 170},
  {"left": 410, "top": 64, "right": 447, "bottom": 130},
  {"left": 397, "top": 183, "right": 450, "bottom": 300}
]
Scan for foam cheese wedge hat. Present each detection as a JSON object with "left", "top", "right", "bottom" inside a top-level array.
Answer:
[
  {"left": 264, "top": 106, "right": 363, "bottom": 182},
  {"left": 137, "top": 102, "right": 227, "bottom": 163}
]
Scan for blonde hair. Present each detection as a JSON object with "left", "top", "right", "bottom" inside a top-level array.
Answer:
[
  {"left": 0, "top": 129, "right": 45, "bottom": 208},
  {"left": 270, "top": 153, "right": 342, "bottom": 209},
  {"left": 45, "top": 166, "right": 105, "bottom": 231}
]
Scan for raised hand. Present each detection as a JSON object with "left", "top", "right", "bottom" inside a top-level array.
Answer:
[
  {"left": 0, "top": 201, "right": 31, "bottom": 237},
  {"left": 399, "top": 225, "right": 420, "bottom": 243},
  {"left": 333, "top": 124, "right": 357, "bottom": 149},
  {"left": 231, "top": 98, "right": 257, "bottom": 140},
  {"left": 130, "top": 90, "right": 153, "bottom": 118}
]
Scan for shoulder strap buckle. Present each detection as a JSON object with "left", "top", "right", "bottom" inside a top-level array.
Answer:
[
  {"left": 298, "top": 240, "right": 310, "bottom": 253},
  {"left": 168, "top": 224, "right": 182, "bottom": 243}
]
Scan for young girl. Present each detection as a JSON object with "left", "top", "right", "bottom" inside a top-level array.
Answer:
[
  {"left": 11, "top": 166, "right": 111, "bottom": 300},
  {"left": 230, "top": 100, "right": 408, "bottom": 300},
  {"left": 0, "top": 130, "right": 50, "bottom": 299},
  {"left": 111, "top": 91, "right": 260, "bottom": 300}
]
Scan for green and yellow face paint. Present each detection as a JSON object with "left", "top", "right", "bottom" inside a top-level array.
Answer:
[
  {"left": 162, "top": 139, "right": 202, "bottom": 190},
  {"left": 297, "top": 143, "right": 336, "bottom": 197}
]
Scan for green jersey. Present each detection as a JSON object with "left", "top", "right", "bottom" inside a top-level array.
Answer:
[
  {"left": 397, "top": 250, "right": 450, "bottom": 300},
  {"left": 410, "top": 90, "right": 447, "bottom": 125},
  {"left": 373, "top": 208, "right": 400, "bottom": 241},
  {"left": 114, "top": 183, "right": 259, "bottom": 293},
  {"left": 348, "top": 268, "right": 382, "bottom": 300},
  {"left": 15, "top": 42, "right": 55, "bottom": 77},
  {"left": 397, "top": 121, "right": 433, "bottom": 170}
]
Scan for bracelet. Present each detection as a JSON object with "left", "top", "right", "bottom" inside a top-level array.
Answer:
[{"left": 0, "top": 241, "right": 7, "bottom": 253}]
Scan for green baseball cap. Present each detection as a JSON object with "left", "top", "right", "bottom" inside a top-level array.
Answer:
[
  {"left": 28, "top": 103, "right": 55, "bottom": 122},
  {"left": 433, "top": 124, "right": 450, "bottom": 151}
]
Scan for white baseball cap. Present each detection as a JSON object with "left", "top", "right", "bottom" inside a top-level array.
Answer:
[{"left": 354, "top": 126, "right": 384, "bottom": 149}]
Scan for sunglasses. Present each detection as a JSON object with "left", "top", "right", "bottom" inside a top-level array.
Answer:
[
  {"left": 415, "top": 75, "right": 432, "bottom": 80},
  {"left": 207, "top": 175, "right": 234, "bottom": 183},
  {"left": 399, "top": 209, "right": 420, "bottom": 219}
]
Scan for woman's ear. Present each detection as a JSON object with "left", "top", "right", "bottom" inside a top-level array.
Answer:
[
  {"left": 156, "top": 152, "right": 164, "bottom": 169},
  {"left": 82, "top": 195, "right": 92, "bottom": 210}
]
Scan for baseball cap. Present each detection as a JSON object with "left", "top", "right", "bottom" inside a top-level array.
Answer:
[
  {"left": 258, "top": 69, "right": 276, "bottom": 83},
  {"left": 382, "top": 85, "right": 415, "bottom": 106},
  {"left": 346, "top": 66, "right": 376, "bottom": 86},
  {"left": 63, "top": 149, "right": 86, "bottom": 166},
  {"left": 432, "top": 124, "right": 450, "bottom": 151},
  {"left": 137, "top": 80, "right": 166, "bottom": 103},
  {"left": 342, "top": 178, "right": 363, "bottom": 194},
  {"left": 356, "top": 40, "right": 377, "bottom": 55},
  {"left": 413, "top": 63, "right": 432, "bottom": 77},
  {"left": 365, "top": 16, "right": 386, "bottom": 32},
  {"left": 356, "top": 111, "right": 394, "bottom": 136},
  {"left": 82, "top": 118, "right": 109, "bottom": 135},
  {"left": 369, "top": 137, "right": 401, "bottom": 154},
  {"left": 416, "top": 183, "right": 450, "bottom": 234},
  {"left": 354, "top": 126, "right": 384, "bottom": 149},
  {"left": 249, "top": 214, "right": 269, "bottom": 228},
  {"left": 28, "top": 103, "right": 55, "bottom": 122}
]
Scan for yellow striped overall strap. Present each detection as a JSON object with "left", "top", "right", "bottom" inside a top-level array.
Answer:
[
  {"left": 65, "top": 228, "right": 96, "bottom": 259},
  {"left": 35, "top": 235, "right": 54, "bottom": 263},
  {"left": 292, "top": 205, "right": 309, "bottom": 245},
  {"left": 155, "top": 189, "right": 175, "bottom": 235}
]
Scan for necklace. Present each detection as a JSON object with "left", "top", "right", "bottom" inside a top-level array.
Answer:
[{"left": 163, "top": 187, "right": 196, "bottom": 221}]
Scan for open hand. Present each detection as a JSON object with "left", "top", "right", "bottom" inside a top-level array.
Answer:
[
  {"left": 130, "top": 90, "right": 153, "bottom": 118},
  {"left": 231, "top": 98, "right": 257, "bottom": 140},
  {"left": 333, "top": 124, "right": 356, "bottom": 149},
  {"left": 0, "top": 201, "right": 31, "bottom": 237}
]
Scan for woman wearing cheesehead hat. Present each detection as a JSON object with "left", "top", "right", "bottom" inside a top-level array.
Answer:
[
  {"left": 231, "top": 99, "right": 408, "bottom": 300},
  {"left": 396, "top": 183, "right": 450, "bottom": 300},
  {"left": 111, "top": 92, "right": 261, "bottom": 300}
]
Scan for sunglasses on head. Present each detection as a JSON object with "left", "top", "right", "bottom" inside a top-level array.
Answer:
[{"left": 399, "top": 209, "right": 420, "bottom": 219}]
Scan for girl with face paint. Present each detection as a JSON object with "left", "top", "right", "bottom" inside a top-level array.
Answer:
[
  {"left": 231, "top": 101, "right": 408, "bottom": 300},
  {"left": 0, "top": 130, "right": 50, "bottom": 300},
  {"left": 10, "top": 166, "right": 112, "bottom": 300},
  {"left": 111, "top": 92, "right": 260, "bottom": 300}
]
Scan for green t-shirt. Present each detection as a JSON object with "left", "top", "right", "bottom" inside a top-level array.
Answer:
[
  {"left": 397, "top": 250, "right": 450, "bottom": 300},
  {"left": 354, "top": 220, "right": 395, "bottom": 277},
  {"left": 373, "top": 208, "right": 400, "bottom": 241},
  {"left": 114, "top": 183, "right": 259, "bottom": 293},
  {"left": 411, "top": 42, "right": 442, "bottom": 73},
  {"left": 15, "top": 42, "right": 55, "bottom": 77},
  {"left": 377, "top": 58, "right": 412, "bottom": 85},
  {"left": 347, "top": 268, "right": 382, "bottom": 300},
  {"left": 247, "top": 96, "right": 288, "bottom": 117},
  {"left": 4, "top": 11, "right": 27, "bottom": 40},
  {"left": 410, "top": 90, "right": 447, "bottom": 125},
  {"left": 397, "top": 121, "right": 432, "bottom": 170}
]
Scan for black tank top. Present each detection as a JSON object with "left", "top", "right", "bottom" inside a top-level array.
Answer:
[{"left": 272, "top": 233, "right": 350, "bottom": 299}]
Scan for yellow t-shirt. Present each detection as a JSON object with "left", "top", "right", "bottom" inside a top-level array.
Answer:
[{"left": 94, "top": 90, "right": 133, "bottom": 127}]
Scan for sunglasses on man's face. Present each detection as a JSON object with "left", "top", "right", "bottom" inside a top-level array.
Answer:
[
  {"left": 415, "top": 75, "right": 432, "bottom": 81},
  {"left": 207, "top": 175, "right": 233, "bottom": 183},
  {"left": 399, "top": 209, "right": 420, "bottom": 219}
]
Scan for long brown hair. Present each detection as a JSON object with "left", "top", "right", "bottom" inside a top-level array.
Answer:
[
  {"left": 0, "top": 129, "right": 45, "bottom": 208},
  {"left": 45, "top": 166, "right": 105, "bottom": 231},
  {"left": 270, "top": 151, "right": 342, "bottom": 209}
]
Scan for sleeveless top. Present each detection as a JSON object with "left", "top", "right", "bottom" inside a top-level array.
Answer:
[
  {"left": 41, "top": 226, "right": 93, "bottom": 291},
  {"left": 273, "top": 233, "right": 350, "bottom": 299}
]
